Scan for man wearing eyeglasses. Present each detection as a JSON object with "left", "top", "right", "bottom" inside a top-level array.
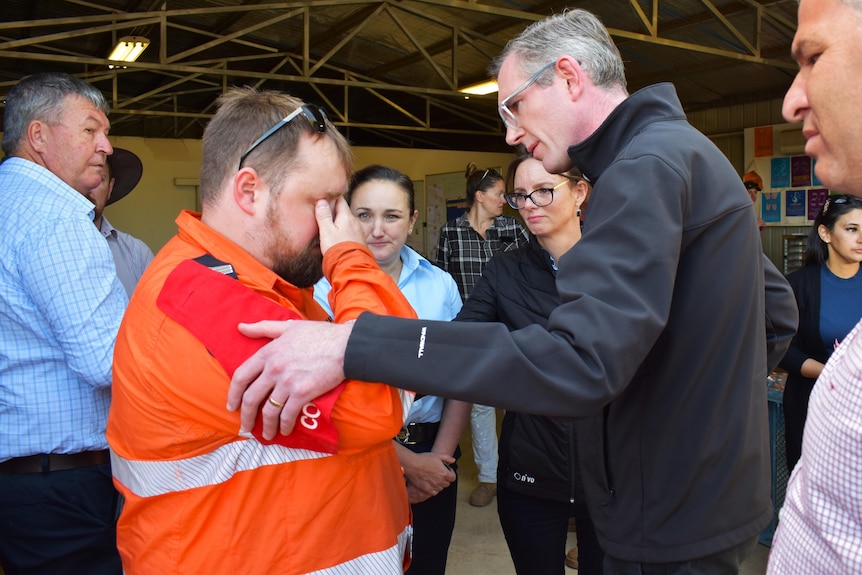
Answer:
[
  {"left": 106, "top": 87, "right": 416, "bottom": 574},
  {"left": 227, "top": 9, "right": 798, "bottom": 574}
]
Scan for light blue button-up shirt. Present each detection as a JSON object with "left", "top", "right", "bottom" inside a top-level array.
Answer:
[
  {"left": 0, "top": 157, "right": 128, "bottom": 460},
  {"left": 315, "top": 245, "right": 462, "bottom": 423}
]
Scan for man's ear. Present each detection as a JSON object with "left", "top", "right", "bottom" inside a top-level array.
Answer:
[
  {"left": 27, "top": 121, "right": 48, "bottom": 154},
  {"left": 233, "top": 168, "right": 263, "bottom": 216},
  {"left": 556, "top": 55, "right": 585, "bottom": 102}
]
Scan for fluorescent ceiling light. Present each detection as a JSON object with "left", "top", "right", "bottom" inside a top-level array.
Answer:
[
  {"left": 108, "top": 36, "right": 149, "bottom": 63},
  {"left": 458, "top": 80, "right": 498, "bottom": 96}
]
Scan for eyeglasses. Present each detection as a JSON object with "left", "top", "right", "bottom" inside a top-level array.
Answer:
[
  {"left": 498, "top": 61, "right": 556, "bottom": 129},
  {"left": 822, "top": 194, "right": 862, "bottom": 215},
  {"left": 237, "top": 104, "right": 328, "bottom": 170},
  {"left": 504, "top": 180, "right": 569, "bottom": 209},
  {"left": 744, "top": 182, "right": 761, "bottom": 191}
]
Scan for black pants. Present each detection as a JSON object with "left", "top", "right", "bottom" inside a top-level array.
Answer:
[
  {"left": 0, "top": 464, "right": 122, "bottom": 575},
  {"left": 602, "top": 536, "right": 757, "bottom": 575},
  {"left": 783, "top": 375, "right": 816, "bottom": 473},
  {"left": 497, "top": 483, "right": 603, "bottom": 575},
  {"left": 405, "top": 440, "right": 459, "bottom": 575}
]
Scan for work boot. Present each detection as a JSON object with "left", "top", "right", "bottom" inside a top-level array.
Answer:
[
  {"left": 469, "top": 482, "right": 497, "bottom": 507},
  {"left": 565, "top": 546, "right": 579, "bottom": 570}
]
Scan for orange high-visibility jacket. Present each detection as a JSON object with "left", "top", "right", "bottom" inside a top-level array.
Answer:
[{"left": 108, "top": 210, "right": 416, "bottom": 575}]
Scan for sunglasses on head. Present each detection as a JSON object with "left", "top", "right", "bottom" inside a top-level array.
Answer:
[
  {"left": 238, "top": 104, "right": 328, "bottom": 170},
  {"left": 822, "top": 194, "right": 862, "bottom": 215}
]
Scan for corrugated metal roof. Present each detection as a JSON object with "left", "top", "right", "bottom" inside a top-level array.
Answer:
[{"left": 0, "top": 0, "right": 799, "bottom": 150}]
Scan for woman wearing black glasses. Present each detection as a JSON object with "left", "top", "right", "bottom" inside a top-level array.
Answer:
[
  {"left": 455, "top": 155, "right": 602, "bottom": 575},
  {"left": 780, "top": 194, "right": 862, "bottom": 473}
]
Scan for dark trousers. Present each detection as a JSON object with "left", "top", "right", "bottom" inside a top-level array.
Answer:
[
  {"left": 405, "top": 440, "right": 459, "bottom": 575},
  {"left": 0, "top": 464, "right": 122, "bottom": 575},
  {"left": 497, "top": 484, "right": 603, "bottom": 575},
  {"left": 602, "top": 537, "right": 757, "bottom": 575},
  {"left": 783, "top": 376, "right": 816, "bottom": 473}
]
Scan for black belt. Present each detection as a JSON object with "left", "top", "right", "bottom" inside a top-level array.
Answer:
[
  {"left": 0, "top": 450, "right": 111, "bottom": 474},
  {"left": 395, "top": 422, "right": 440, "bottom": 445}
]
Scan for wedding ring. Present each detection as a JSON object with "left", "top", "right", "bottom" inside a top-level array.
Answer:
[{"left": 268, "top": 396, "right": 285, "bottom": 408}]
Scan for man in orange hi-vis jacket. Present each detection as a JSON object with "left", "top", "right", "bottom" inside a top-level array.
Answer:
[{"left": 106, "top": 88, "right": 416, "bottom": 575}]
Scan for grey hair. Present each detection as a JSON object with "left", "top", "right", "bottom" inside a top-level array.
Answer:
[
  {"left": 2, "top": 72, "right": 109, "bottom": 156},
  {"left": 489, "top": 8, "right": 627, "bottom": 93}
]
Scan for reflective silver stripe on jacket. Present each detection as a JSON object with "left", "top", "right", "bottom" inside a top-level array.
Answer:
[
  {"left": 110, "top": 439, "right": 331, "bottom": 498},
  {"left": 308, "top": 526, "right": 412, "bottom": 575}
]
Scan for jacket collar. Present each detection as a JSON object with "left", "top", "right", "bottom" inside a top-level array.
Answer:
[{"left": 566, "top": 83, "right": 685, "bottom": 185}]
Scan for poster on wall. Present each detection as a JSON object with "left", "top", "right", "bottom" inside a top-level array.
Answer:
[
  {"left": 771, "top": 157, "right": 790, "bottom": 188},
  {"left": 791, "top": 156, "right": 812, "bottom": 188},
  {"left": 762, "top": 192, "right": 781, "bottom": 223},
  {"left": 812, "top": 160, "right": 822, "bottom": 186},
  {"left": 808, "top": 188, "right": 829, "bottom": 220},
  {"left": 786, "top": 189, "right": 806, "bottom": 218},
  {"left": 754, "top": 126, "right": 773, "bottom": 157}
]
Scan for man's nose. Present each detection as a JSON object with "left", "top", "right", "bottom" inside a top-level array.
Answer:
[
  {"left": 98, "top": 133, "right": 113, "bottom": 156},
  {"left": 505, "top": 124, "right": 523, "bottom": 146},
  {"left": 782, "top": 72, "right": 807, "bottom": 124}
]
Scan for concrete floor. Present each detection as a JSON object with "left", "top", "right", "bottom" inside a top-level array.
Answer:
[{"left": 445, "top": 424, "right": 771, "bottom": 574}]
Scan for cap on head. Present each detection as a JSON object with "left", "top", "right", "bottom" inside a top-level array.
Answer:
[
  {"left": 743, "top": 170, "right": 763, "bottom": 191},
  {"left": 106, "top": 148, "right": 143, "bottom": 205}
]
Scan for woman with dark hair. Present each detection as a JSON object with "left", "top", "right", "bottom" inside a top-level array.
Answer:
[
  {"left": 780, "top": 193, "right": 862, "bottom": 472},
  {"left": 456, "top": 155, "right": 603, "bottom": 574},
  {"left": 315, "top": 165, "right": 470, "bottom": 574},
  {"left": 435, "top": 163, "right": 529, "bottom": 507}
]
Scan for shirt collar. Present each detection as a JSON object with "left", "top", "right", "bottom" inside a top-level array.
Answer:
[
  {"left": 174, "top": 209, "right": 299, "bottom": 298},
  {"left": 3, "top": 157, "right": 97, "bottom": 219},
  {"left": 98, "top": 215, "right": 117, "bottom": 239}
]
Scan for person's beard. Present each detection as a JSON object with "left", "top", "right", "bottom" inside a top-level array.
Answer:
[{"left": 265, "top": 198, "right": 324, "bottom": 288}]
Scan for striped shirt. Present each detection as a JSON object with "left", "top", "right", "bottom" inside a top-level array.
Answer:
[
  {"left": 0, "top": 157, "right": 127, "bottom": 461},
  {"left": 434, "top": 213, "right": 529, "bottom": 301}
]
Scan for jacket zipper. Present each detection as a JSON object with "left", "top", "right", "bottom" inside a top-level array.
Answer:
[
  {"left": 602, "top": 405, "right": 616, "bottom": 506},
  {"left": 567, "top": 421, "right": 577, "bottom": 504}
]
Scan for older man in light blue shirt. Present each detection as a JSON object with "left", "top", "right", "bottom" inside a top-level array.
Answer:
[{"left": 0, "top": 73, "right": 126, "bottom": 574}]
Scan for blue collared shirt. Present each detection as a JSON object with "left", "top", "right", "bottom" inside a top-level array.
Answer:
[
  {"left": 315, "top": 245, "right": 462, "bottom": 423},
  {"left": 0, "top": 157, "right": 128, "bottom": 460}
]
